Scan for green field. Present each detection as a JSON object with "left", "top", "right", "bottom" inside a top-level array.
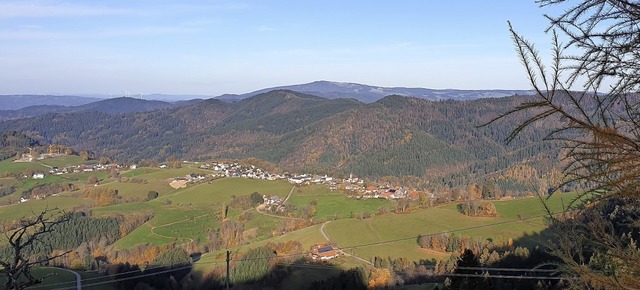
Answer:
[
  {"left": 323, "top": 193, "right": 578, "bottom": 263},
  {"left": 288, "top": 193, "right": 390, "bottom": 220},
  {"left": 0, "top": 158, "right": 48, "bottom": 174},
  {"left": 103, "top": 181, "right": 174, "bottom": 200},
  {"left": 36, "top": 155, "right": 92, "bottom": 168},
  {"left": 0, "top": 196, "right": 90, "bottom": 221},
  {"left": 127, "top": 167, "right": 208, "bottom": 181},
  {"left": 157, "top": 178, "right": 292, "bottom": 206},
  {"left": 0, "top": 157, "right": 582, "bottom": 286},
  {"left": 93, "top": 178, "right": 293, "bottom": 248}
]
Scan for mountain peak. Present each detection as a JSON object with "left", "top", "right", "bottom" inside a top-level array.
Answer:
[{"left": 215, "top": 81, "right": 533, "bottom": 103}]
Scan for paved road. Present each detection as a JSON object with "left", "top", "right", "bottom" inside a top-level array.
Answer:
[
  {"left": 320, "top": 221, "right": 373, "bottom": 266},
  {"left": 64, "top": 268, "right": 82, "bottom": 290},
  {"left": 42, "top": 267, "right": 81, "bottom": 290}
]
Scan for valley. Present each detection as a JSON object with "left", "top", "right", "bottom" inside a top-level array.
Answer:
[{"left": 0, "top": 151, "right": 572, "bottom": 289}]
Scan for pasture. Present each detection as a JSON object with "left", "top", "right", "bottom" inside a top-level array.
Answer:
[
  {"left": 104, "top": 181, "right": 173, "bottom": 200},
  {"left": 322, "top": 193, "right": 577, "bottom": 263},
  {"left": 288, "top": 193, "right": 390, "bottom": 221},
  {"left": 0, "top": 158, "right": 49, "bottom": 174},
  {"left": 157, "top": 178, "right": 292, "bottom": 206},
  {"left": 36, "top": 155, "right": 91, "bottom": 168},
  {"left": 0, "top": 196, "right": 90, "bottom": 221},
  {"left": 0, "top": 158, "right": 582, "bottom": 282}
]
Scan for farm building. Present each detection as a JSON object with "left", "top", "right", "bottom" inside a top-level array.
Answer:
[{"left": 310, "top": 244, "right": 340, "bottom": 261}]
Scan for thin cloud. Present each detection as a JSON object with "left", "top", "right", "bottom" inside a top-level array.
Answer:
[
  {"left": 0, "top": 2, "right": 130, "bottom": 18},
  {"left": 257, "top": 25, "right": 275, "bottom": 32},
  {"left": 0, "top": 29, "right": 76, "bottom": 40}
]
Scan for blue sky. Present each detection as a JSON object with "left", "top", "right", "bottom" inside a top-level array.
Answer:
[{"left": 0, "top": 1, "right": 562, "bottom": 96}]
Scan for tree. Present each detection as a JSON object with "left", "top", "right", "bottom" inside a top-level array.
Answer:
[
  {"left": 0, "top": 209, "right": 72, "bottom": 290},
  {"left": 250, "top": 192, "right": 262, "bottom": 205},
  {"left": 147, "top": 191, "right": 159, "bottom": 200},
  {"left": 447, "top": 249, "right": 489, "bottom": 290},
  {"left": 87, "top": 175, "right": 98, "bottom": 185},
  {"left": 108, "top": 168, "right": 119, "bottom": 178},
  {"left": 496, "top": 1, "right": 640, "bottom": 288},
  {"left": 481, "top": 180, "right": 495, "bottom": 199},
  {"left": 79, "top": 151, "right": 90, "bottom": 161}
]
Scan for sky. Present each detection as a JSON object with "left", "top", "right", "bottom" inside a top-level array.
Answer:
[{"left": 0, "top": 1, "right": 564, "bottom": 96}]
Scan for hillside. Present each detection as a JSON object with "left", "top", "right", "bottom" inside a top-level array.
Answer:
[
  {"left": 217, "top": 80, "right": 534, "bottom": 103},
  {"left": 0, "top": 95, "right": 101, "bottom": 110},
  {"left": 0, "top": 97, "right": 186, "bottom": 120},
  {"left": 0, "top": 90, "right": 560, "bottom": 191}
]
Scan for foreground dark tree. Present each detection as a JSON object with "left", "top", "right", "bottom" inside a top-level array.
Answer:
[
  {"left": 0, "top": 209, "right": 71, "bottom": 290},
  {"left": 497, "top": 0, "right": 640, "bottom": 288},
  {"left": 447, "top": 249, "right": 490, "bottom": 290}
]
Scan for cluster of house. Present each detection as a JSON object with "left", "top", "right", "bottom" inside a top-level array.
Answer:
[
  {"left": 262, "top": 194, "right": 286, "bottom": 213},
  {"left": 197, "top": 162, "right": 288, "bottom": 180},
  {"left": 359, "top": 186, "right": 429, "bottom": 201},
  {"left": 27, "top": 164, "right": 117, "bottom": 180},
  {"left": 191, "top": 162, "right": 430, "bottom": 202},
  {"left": 309, "top": 244, "right": 340, "bottom": 261}
]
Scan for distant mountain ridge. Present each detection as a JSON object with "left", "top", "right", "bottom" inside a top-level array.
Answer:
[
  {"left": 0, "top": 97, "right": 190, "bottom": 120},
  {"left": 217, "top": 81, "right": 534, "bottom": 103},
  {"left": 1, "top": 81, "right": 532, "bottom": 111},
  {"left": 0, "top": 95, "right": 101, "bottom": 110}
]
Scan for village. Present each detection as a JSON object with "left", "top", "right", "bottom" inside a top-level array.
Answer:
[{"left": 14, "top": 150, "right": 429, "bottom": 210}]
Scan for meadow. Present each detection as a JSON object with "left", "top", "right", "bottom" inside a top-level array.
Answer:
[
  {"left": 0, "top": 156, "right": 582, "bottom": 288},
  {"left": 286, "top": 184, "right": 391, "bottom": 220},
  {"left": 322, "top": 193, "right": 577, "bottom": 263},
  {"left": 156, "top": 178, "right": 292, "bottom": 206}
]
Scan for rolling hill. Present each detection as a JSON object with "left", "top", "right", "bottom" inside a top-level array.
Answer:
[
  {"left": 217, "top": 80, "right": 534, "bottom": 103},
  {"left": 0, "top": 90, "right": 560, "bottom": 191},
  {"left": 0, "top": 97, "right": 190, "bottom": 120},
  {"left": 0, "top": 94, "right": 101, "bottom": 110}
]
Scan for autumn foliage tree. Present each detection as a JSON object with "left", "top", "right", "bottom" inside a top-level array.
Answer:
[{"left": 498, "top": 0, "right": 640, "bottom": 288}]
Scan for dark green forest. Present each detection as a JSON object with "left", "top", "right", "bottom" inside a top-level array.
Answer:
[{"left": 0, "top": 90, "right": 562, "bottom": 191}]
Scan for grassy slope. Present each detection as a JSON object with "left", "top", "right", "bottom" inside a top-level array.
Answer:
[
  {"left": 0, "top": 196, "right": 90, "bottom": 221},
  {"left": 36, "top": 155, "right": 91, "bottom": 168},
  {"left": 286, "top": 184, "right": 391, "bottom": 220},
  {"left": 95, "top": 178, "right": 293, "bottom": 248},
  {"left": 156, "top": 178, "right": 292, "bottom": 206},
  {"left": 324, "top": 193, "right": 576, "bottom": 263},
  {"left": 0, "top": 158, "right": 580, "bottom": 283},
  {"left": 106, "top": 181, "right": 174, "bottom": 200},
  {"left": 0, "top": 158, "right": 48, "bottom": 174}
]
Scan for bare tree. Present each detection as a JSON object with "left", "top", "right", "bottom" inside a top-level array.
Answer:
[
  {"left": 0, "top": 209, "right": 71, "bottom": 290},
  {"left": 493, "top": 0, "right": 640, "bottom": 288}
]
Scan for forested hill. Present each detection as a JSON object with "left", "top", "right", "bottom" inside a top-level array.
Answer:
[
  {"left": 0, "top": 97, "right": 184, "bottom": 120},
  {"left": 0, "top": 90, "right": 561, "bottom": 190}
]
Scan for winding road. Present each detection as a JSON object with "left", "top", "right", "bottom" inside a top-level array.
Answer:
[
  {"left": 61, "top": 268, "right": 82, "bottom": 290},
  {"left": 42, "top": 267, "right": 81, "bottom": 290}
]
